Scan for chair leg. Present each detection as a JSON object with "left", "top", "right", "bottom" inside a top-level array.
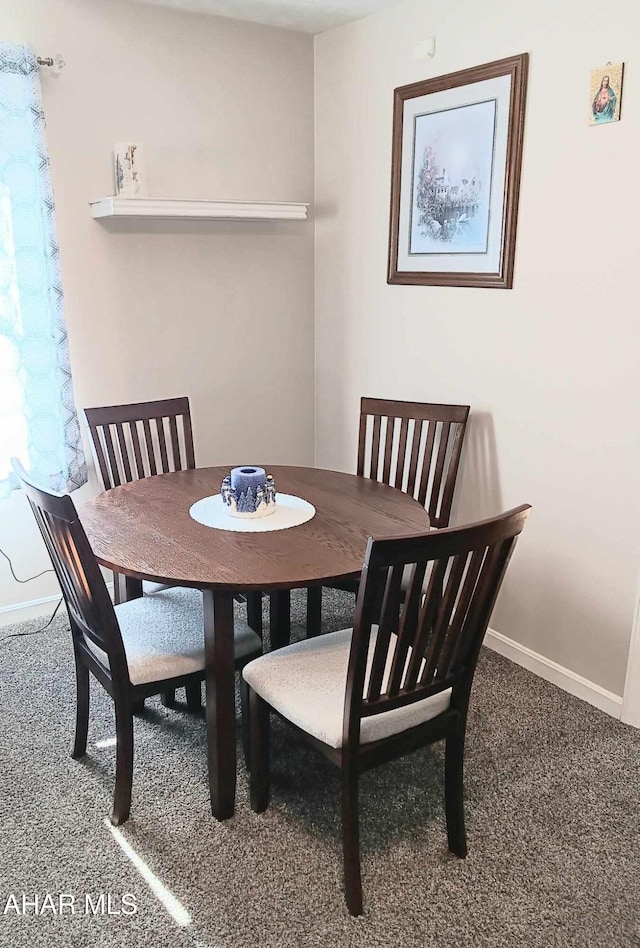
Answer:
[
  {"left": 185, "top": 680, "right": 202, "bottom": 712},
  {"left": 161, "top": 689, "right": 176, "bottom": 708},
  {"left": 445, "top": 730, "right": 468, "bottom": 858},
  {"left": 240, "top": 676, "right": 250, "bottom": 770},
  {"left": 246, "top": 592, "right": 263, "bottom": 638},
  {"left": 341, "top": 762, "right": 363, "bottom": 916},
  {"left": 249, "top": 688, "right": 270, "bottom": 812},
  {"left": 111, "top": 700, "right": 134, "bottom": 826},
  {"left": 71, "top": 654, "right": 89, "bottom": 759},
  {"left": 306, "top": 586, "right": 323, "bottom": 638},
  {"left": 132, "top": 698, "right": 145, "bottom": 716}
]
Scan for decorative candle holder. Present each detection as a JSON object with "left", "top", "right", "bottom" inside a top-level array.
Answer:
[{"left": 221, "top": 466, "right": 276, "bottom": 519}]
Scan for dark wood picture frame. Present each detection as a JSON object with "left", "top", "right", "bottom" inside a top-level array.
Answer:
[{"left": 388, "top": 53, "right": 529, "bottom": 289}]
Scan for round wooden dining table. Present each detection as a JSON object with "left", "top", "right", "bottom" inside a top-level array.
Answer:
[{"left": 80, "top": 465, "right": 431, "bottom": 820}]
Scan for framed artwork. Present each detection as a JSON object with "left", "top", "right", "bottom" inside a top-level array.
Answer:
[
  {"left": 590, "top": 63, "right": 624, "bottom": 125},
  {"left": 388, "top": 53, "right": 529, "bottom": 289}
]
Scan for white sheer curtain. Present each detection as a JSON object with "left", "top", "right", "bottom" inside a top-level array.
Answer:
[{"left": 0, "top": 42, "right": 86, "bottom": 495}]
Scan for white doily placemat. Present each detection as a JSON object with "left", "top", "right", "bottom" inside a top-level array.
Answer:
[{"left": 189, "top": 493, "right": 316, "bottom": 533}]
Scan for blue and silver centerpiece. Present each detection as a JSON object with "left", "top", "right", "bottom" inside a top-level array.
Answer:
[{"left": 221, "top": 466, "right": 277, "bottom": 519}]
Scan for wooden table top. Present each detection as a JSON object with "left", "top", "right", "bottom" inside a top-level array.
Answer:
[{"left": 80, "top": 465, "right": 431, "bottom": 591}]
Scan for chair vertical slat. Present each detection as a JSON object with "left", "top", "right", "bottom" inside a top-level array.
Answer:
[
  {"left": 142, "top": 419, "right": 157, "bottom": 476},
  {"left": 356, "top": 411, "right": 368, "bottom": 477},
  {"left": 57, "top": 521, "right": 85, "bottom": 602},
  {"left": 182, "top": 412, "right": 196, "bottom": 470},
  {"left": 387, "top": 560, "right": 428, "bottom": 696},
  {"left": 367, "top": 566, "right": 404, "bottom": 701},
  {"left": 64, "top": 531, "right": 91, "bottom": 619},
  {"left": 381, "top": 417, "right": 395, "bottom": 486},
  {"left": 406, "top": 419, "right": 423, "bottom": 498},
  {"left": 394, "top": 417, "right": 409, "bottom": 489},
  {"left": 37, "top": 508, "right": 78, "bottom": 614},
  {"left": 403, "top": 557, "right": 450, "bottom": 689},
  {"left": 102, "top": 425, "right": 122, "bottom": 488},
  {"left": 91, "top": 431, "right": 112, "bottom": 492},
  {"left": 155, "top": 417, "right": 170, "bottom": 473},
  {"left": 438, "top": 548, "right": 486, "bottom": 676},
  {"left": 115, "top": 424, "right": 133, "bottom": 483},
  {"left": 47, "top": 513, "right": 85, "bottom": 620},
  {"left": 370, "top": 415, "right": 382, "bottom": 480},
  {"left": 169, "top": 415, "right": 181, "bottom": 471},
  {"left": 129, "top": 422, "right": 145, "bottom": 480},
  {"left": 427, "top": 422, "right": 451, "bottom": 524},
  {"left": 417, "top": 422, "right": 437, "bottom": 507},
  {"left": 438, "top": 423, "right": 466, "bottom": 528},
  {"left": 421, "top": 553, "right": 468, "bottom": 682}
]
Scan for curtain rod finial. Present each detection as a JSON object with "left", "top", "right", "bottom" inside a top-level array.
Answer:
[{"left": 37, "top": 53, "right": 65, "bottom": 76}]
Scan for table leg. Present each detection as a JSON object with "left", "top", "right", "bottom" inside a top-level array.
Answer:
[
  {"left": 306, "top": 585, "right": 323, "bottom": 638},
  {"left": 124, "top": 576, "right": 143, "bottom": 601},
  {"left": 246, "top": 591, "right": 263, "bottom": 638},
  {"left": 269, "top": 590, "right": 291, "bottom": 650},
  {"left": 203, "top": 589, "right": 236, "bottom": 820}
]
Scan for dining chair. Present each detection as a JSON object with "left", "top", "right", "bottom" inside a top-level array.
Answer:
[
  {"left": 244, "top": 504, "right": 531, "bottom": 915},
  {"left": 83, "top": 396, "right": 264, "bottom": 703},
  {"left": 307, "top": 397, "right": 471, "bottom": 635},
  {"left": 12, "top": 458, "right": 262, "bottom": 827}
]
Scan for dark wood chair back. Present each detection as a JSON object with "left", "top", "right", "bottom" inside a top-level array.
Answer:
[
  {"left": 83, "top": 396, "right": 195, "bottom": 490},
  {"left": 11, "top": 459, "right": 128, "bottom": 689},
  {"left": 344, "top": 505, "right": 531, "bottom": 746},
  {"left": 357, "top": 398, "right": 470, "bottom": 528}
]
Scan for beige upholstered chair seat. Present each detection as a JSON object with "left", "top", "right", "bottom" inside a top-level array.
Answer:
[
  {"left": 243, "top": 627, "right": 451, "bottom": 749},
  {"left": 88, "top": 587, "right": 260, "bottom": 686}
]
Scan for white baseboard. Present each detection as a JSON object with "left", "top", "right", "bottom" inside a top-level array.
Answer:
[
  {"left": 0, "top": 583, "right": 114, "bottom": 628},
  {"left": 0, "top": 592, "right": 65, "bottom": 626},
  {"left": 484, "top": 627, "right": 623, "bottom": 720}
]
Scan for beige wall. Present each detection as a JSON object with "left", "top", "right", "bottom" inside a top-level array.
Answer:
[
  {"left": 314, "top": 0, "right": 640, "bottom": 695},
  {"left": 0, "top": 0, "right": 314, "bottom": 616}
]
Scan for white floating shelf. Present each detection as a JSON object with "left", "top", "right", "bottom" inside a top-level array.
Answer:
[{"left": 90, "top": 197, "right": 309, "bottom": 222}]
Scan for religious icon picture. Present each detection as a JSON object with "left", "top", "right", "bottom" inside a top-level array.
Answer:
[{"left": 589, "top": 63, "right": 624, "bottom": 125}]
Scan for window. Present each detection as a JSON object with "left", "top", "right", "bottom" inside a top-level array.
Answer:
[{"left": 0, "top": 42, "right": 85, "bottom": 494}]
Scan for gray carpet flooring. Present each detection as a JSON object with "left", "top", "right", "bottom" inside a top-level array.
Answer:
[{"left": 1, "top": 588, "right": 639, "bottom": 948}]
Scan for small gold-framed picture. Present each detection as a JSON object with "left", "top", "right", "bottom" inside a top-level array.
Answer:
[{"left": 590, "top": 63, "right": 624, "bottom": 125}]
